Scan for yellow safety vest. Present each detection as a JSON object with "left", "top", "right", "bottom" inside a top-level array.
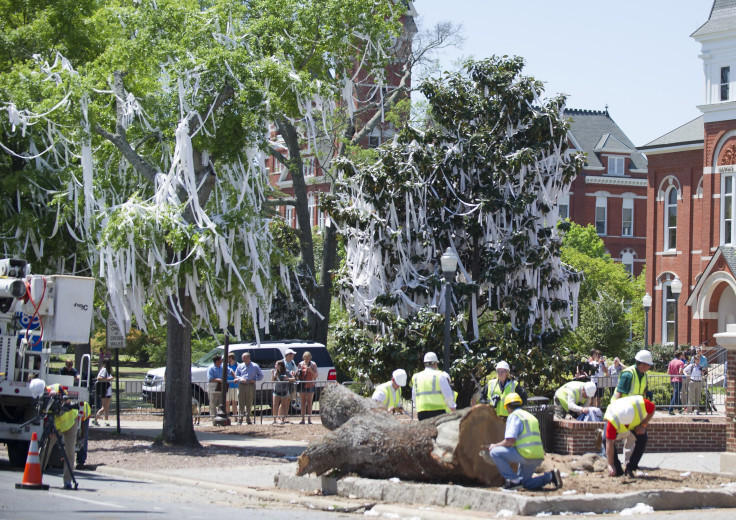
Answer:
[
  {"left": 78, "top": 402, "right": 92, "bottom": 421},
  {"left": 412, "top": 368, "right": 446, "bottom": 412},
  {"left": 372, "top": 381, "right": 400, "bottom": 409},
  {"left": 488, "top": 378, "right": 518, "bottom": 417},
  {"left": 611, "top": 366, "right": 647, "bottom": 402},
  {"left": 511, "top": 409, "right": 545, "bottom": 459},
  {"left": 603, "top": 395, "right": 646, "bottom": 434},
  {"left": 55, "top": 408, "right": 78, "bottom": 433},
  {"left": 554, "top": 381, "right": 586, "bottom": 412}
]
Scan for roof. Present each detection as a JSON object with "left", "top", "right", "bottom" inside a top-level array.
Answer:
[
  {"left": 639, "top": 116, "right": 704, "bottom": 150},
  {"left": 685, "top": 246, "right": 736, "bottom": 308},
  {"left": 692, "top": 0, "right": 736, "bottom": 38},
  {"left": 564, "top": 109, "right": 647, "bottom": 170}
]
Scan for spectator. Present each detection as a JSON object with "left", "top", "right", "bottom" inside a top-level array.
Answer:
[
  {"left": 272, "top": 360, "right": 294, "bottom": 424},
  {"left": 93, "top": 359, "right": 113, "bottom": 426},
  {"left": 592, "top": 351, "right": 607, "bottom": 407},
  {"left": 226, "top": 353, "right": 238, "bottom": 417},
  {"left": 283, "top": 348, "right": 298, "bottom": 403},
  {"left": 206, "top": 354, "right": 225, "bottom": 418},
  {"left": 667, "top": 351, "right": 685, "bottom": 415},
  {"left": 297, "top": 351, "right": 319, "bottom": 424},
  {"left": 98, "top": 347, "right": 111, "bottom": 369},
  {"left": 608, "top": 357, "right": 624, "bottom": 394},
  {"left": 235, "top": 352, "right": 263, "bottom": 425},
  {"left": 58, "top": 358, "right": 80, "bottom": 381},
  {"left": 683, "top": 356, "right": 704, "bottom": 414}
]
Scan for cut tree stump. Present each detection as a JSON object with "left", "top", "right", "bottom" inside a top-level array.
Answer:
[{"left": 297, "top": 384, "right": 507, "bottom": 485}]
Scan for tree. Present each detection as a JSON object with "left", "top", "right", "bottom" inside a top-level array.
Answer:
[
  {"left": 325, "top": 57, "right": 584, "bottom": 400},
  {"left": 259, "top": 6, "right": 463, "bottom": 346},
  {"left": 560, "top": 223, "right": 645, "bottom": 359},
  {"left": 2, "top": 0, "right": 397, "bottom": 444}
]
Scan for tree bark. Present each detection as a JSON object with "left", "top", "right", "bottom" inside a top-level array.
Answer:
[
  {"left": 296, "top": 385, "right": 506, "bottom": 485},
  {"left": 162, "top": 287, "right": 199, "bottom": 446}
]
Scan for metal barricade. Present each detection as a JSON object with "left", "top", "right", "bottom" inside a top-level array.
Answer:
[{"left": 523, "top": 396, "right": 554, "bottom": 452}]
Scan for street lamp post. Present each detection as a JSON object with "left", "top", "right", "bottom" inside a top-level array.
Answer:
[
  {"left": 440, "top": 248, "right": 458, "bottom": 372},
  {"left": 671, "top": 276, "right": 683, "bottom": 353},
  {"left": 642, "top": 293, "right": 652, "bottom": 348}
]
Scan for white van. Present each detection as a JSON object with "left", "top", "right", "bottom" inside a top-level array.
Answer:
[{"left": 141, "top": 340, "right": 336, "bottom": 407}]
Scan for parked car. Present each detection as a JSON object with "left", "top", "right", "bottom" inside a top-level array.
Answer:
[{"left": 141, "top": 340, "right": 337, "bottom": 408}]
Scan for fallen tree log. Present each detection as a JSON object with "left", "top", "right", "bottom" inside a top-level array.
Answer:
[{"left": 297, "top": 384, "right": 507, "bottom": 485}]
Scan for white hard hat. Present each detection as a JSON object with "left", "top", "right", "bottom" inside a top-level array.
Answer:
[
  {"left": 618, "top": 404, "right": 636, "bottom": 425},
  {"left": 392, "top": 369, "right": 407, "bottom": 387},
  {"left": 496, "top": 361, "right": 510, "bottom": 372},
  {"left": 634, "top": 349, "right": 654, "bottom": 365},
  {"left": 29, "top": 378, "right": 46, "bottom": 398},
  {"left": 584, "top": 381, "right": 597, "bottom": 397},
  {"left": 424, "top": 352, "right": 439, "bottom": 363}
]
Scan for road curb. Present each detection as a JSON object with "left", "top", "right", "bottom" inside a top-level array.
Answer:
[{"left": 274, "top": 472, "right": 736, "bottom": 515}]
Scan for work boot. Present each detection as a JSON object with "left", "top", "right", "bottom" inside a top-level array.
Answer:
[
  {"left": 478, "top": 449, "right": 495, "bottom": 465},
  {"left": 595, "top": 429, "right": 603, "bottom": 452},
  {"left": 502, "top": 478, "right": 523, "bottom": 490},
  {"left": 551, "top": 469, "right": 563, "bottom": 489}
]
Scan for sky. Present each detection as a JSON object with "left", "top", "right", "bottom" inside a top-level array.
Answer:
[{"left": 413, "top": 0, "right": 713, "bottom": 147}]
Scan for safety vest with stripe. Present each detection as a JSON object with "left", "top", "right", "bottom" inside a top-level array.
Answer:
[
  {"left": 611, "top": 366, "right": 647, "bottom": 402},
  {"left": 372, "top": 381, "right": 401, "bottom": 409},
  {"left": 488, "top": 378, "right": 518, "bottom": 417},
  {"left": 412, "top": 368, "right": 446, "bottom": 412},
  {"left": 603, "top": 395, "right": 646, "bottom": 434},
  {"left": 46, "top": 383, "right": 77, "bottom": 433},
  {"left": 554, "top": 381, "right": 586, "bottom": 412},
  {"left": 511, "top": 408, "right": 545, "bottom": 459}
]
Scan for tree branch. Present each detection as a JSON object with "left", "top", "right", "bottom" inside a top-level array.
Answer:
[{"left": 189, "top": 85, "right": 235, "bottom": 137}]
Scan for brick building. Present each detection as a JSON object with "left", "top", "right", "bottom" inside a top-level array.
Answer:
[
  {"left": 565, "top": 109, "right": 649, "bottom": 276},
  {"left": 640, "top": 0, "right": 736, "bottom": 347}
]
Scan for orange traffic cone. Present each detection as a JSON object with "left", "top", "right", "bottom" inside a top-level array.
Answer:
[{"left": 15, "top": 432, "right": 49, "bottom": 490}]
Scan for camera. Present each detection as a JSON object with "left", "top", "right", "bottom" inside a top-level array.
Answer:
[{"left": 490, "top": 395, "right": 501, "bottom": 407}]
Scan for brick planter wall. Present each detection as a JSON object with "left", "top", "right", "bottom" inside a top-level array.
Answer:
[{"left": 552, "top": 416, "right": 726, "bottom": 455}]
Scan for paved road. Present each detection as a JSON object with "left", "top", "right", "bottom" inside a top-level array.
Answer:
[{"left": 0, "top": 467, "right": 355, "bottom": 520}]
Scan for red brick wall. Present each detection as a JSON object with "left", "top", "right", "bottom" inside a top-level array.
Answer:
[
  {"left": 644, "top": 147, "right": 706, "bottom": 346},
  {"left": 552, "top": 416, "right": 726, "bottom": 455},
  {"left": 727, "top": 350, "right": 736, "bottom": 453}
]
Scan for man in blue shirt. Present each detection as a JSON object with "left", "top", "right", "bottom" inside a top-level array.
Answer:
[
  {"left": 235, "top": 352, "right": 263, "bottom": 425},
  {"left": 207, "top": 355, "right": 229, "bottom": 418}
]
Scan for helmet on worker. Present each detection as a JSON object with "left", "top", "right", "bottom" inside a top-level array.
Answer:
[
  {"left": 634, "top": 349, "right": 654, "bottom": 367},
  {"left": 392, "top": 369, "right": 407, "bottom": 387},
  {"left": 618, "top": 404, "right": 636, "bottom": 425},
  {"left": 503, "top": 392, "right": 523, "bottom": 411},
  {"left": 423, "top": 352, "right": 439, "bottom": 365},
  {"left": 584, "top": 381, "right": 597, "bottom": 398}
]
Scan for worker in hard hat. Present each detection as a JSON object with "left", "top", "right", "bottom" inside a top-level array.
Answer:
[
  {"left": 612, "top": 350, "right": 653, "bottom": 402},
  {"left": 372, "top": 369, "right": 407, "bottom": 413},
  {"left": 553, "top": 381, "right": 597, "bottom": 419},
  {"left": 482, "top": 361, "right": 528, "bottom": 420},
  {"left": 601, "top": 395, "right": 655, "bottom": 477},
  {"left": 412, "top": 351, "right": 456, "bottom": 420},
  {"left": 75, "top": 401, "right": 92, "bottom": 469},
  {"left": 482, "top": 393, "right": 563, "bottom": 490},
  {"left": 40, "top": 384, "right": 79, "bottom": 489}
]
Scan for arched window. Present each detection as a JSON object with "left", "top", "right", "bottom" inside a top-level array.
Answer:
[
  {"left": 620, "top": 251, "right": 634, "bottom": 276},
  {"left": 723, "top": 174, "right": 735, "bottom": 245},
  {"left": 664, "top": 187, "right": 678, "bottom": 251}
]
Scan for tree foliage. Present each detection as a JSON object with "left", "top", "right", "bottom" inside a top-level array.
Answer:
[
  {"left": 560, "top": 223, "right": 645, "bottom": 359},
  {"left": 326, "top": 57, "right": 584, "bottom": 399}
]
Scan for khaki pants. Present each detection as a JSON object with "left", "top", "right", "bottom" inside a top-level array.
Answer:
[
  {"left": 238, "top": 383, "right": 255, "bottom": 422},
  {"left": 40, "top": 422, "right": 78, "bottom": 486},
  {"left": 208, "top": 387, "right": 221, "bottom": 417},
  {"left": 687, "top": 380, "right": 703, "bottom": 411}
]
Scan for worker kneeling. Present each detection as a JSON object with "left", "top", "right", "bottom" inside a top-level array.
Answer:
[
  {"left": 371, "top": 369, "right": 407, "bottom": 413},
  {"left": 601, "top": 395, "right": 655, "bottom": 477},
  {"left": 554, "top": 381, "right": 598, "bottom": 420},
  {"left": 483, "top": 393, "right": 563, "bottom": 490}
]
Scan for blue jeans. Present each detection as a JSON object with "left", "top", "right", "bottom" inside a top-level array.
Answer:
[
  {"left": 669, "top": 381, "right": 682, "bottom": 412},
  {"left": 489, "top": 446, "right": 553, "bottom": 490}
]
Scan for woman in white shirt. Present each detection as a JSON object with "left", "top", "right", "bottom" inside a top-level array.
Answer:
[
  {"left": 94, "top": 359, "right": 114, "bottom": 426},
  {"left": 683, "top": 360, "right": 704, "bottom": 414}
]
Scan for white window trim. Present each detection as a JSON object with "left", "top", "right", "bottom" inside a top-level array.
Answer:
[
  {"left": 721, "top": 173, "right": 735, "bottom": 245},
  {"left": 595, "top": 196, "right": 607, "bottom": 235},
  {"left": 622, "top": 198, "right": 634, "bottom": 237},
  {"left": 664, "top": 186, "right": 678, "bottom": 251},
  {"left": 607, "top": 155, "right": 625, "bottom": 176}
]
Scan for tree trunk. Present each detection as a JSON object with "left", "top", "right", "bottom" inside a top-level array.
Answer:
[
  {"left": 162, "top": 287, "right": 199, "bottom": 446},
  {"left": 296, "top": 385, "right": 506, "bottom": 485},
  {"left": 311, "top": 222, "right": 337, "bottom": 345}
]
